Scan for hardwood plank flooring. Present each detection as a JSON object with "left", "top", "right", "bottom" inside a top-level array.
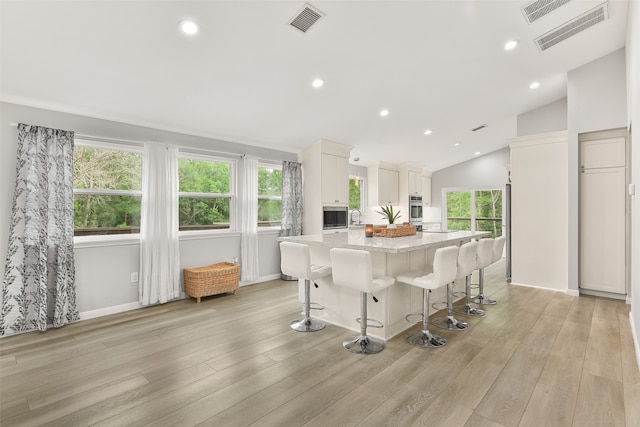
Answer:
[{"left": 1, "top": 260, "right": 638, "bottom": 426}]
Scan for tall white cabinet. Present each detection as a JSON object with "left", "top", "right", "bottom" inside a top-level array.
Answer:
[
  {"left": 302, "top": 139, "right": 353, "bottom": 235},
  {"left": 509, "top": 131, "right": 568, "bottom": 291},
  {"left": 579, "top": 130, "right": 628, "bottom": 296}
]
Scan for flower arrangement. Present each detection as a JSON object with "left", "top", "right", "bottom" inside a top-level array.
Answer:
[{"left": 376, "top": 205, "right": 401, "bottom": 225}]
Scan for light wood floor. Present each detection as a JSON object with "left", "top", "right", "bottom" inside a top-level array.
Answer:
[{"left": 1, "top": 261, "right": 639, "bottom": 426}]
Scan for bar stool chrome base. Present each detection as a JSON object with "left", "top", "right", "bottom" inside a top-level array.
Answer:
[
  {"left": 343, "top": 335, "right": 385, "bottom": 354},
  {"left": 453, "top": 303, "right": 485, "bottom": 316},
  {"left": 471, "top": 294, "right": 497, "bottom": 305},
  {"left": 406, "top": 330, "right": 447, "bottom": 348},
  {"left": 432, "top": 315, "right": 469, "bottom": 331},
  {"left": 290, "top": 317, "right": 325, "bottom": 332}
]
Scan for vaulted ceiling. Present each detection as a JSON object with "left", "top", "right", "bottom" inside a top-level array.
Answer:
[{"left": 0, "top": 0, "right": 629, "bottom": 171}]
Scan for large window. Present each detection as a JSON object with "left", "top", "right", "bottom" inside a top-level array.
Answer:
[
  {"left": 73, "top": 142, "right": 142, "bottom": 236},
  {"left": 258, "top": 163, "right": 282, "bottom": 227},
  {"left": 178, "top": 155, "right": 234, "bottom": 231},
  {"left": 445, "top": 188, "right": 503, "bottom": 238}
]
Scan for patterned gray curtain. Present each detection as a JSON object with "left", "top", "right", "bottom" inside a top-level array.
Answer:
[
  {"left": 1, "top": 124, "right": 78, "bottom": 336},
  {"left": 280, "top": 161, "right": 303, "bottom": 237}
]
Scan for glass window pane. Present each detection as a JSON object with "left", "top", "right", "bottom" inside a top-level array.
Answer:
[
  {"left": 178, "top": 158, "right": 230, "bottom": 194},
  {"left": 74, "top": 194, "right": 141, "bottom": 235},
  {"left": 73, "top": 146, "right": 142, "bottom": 191},
  {"left": 446, "top": 191, "right": 471, "bottom": 231},
  {"left": 258, "top": 167, "right": 282, "bottom": 196},
  {"left": 179, "top": 197, "right": 230, "bottom": 230},
  {"left": 349, "top": 178, "right": 361, "bottom": 210},
  {"left": 475, "top": 190, "right": 503, "bottom": 238},
  {"left": 258, "top": 199, "right": 282, "bottom": 227}
]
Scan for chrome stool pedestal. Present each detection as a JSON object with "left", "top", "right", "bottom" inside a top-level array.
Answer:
[
  {"left": 406, "top": 288, "right": 446, "bottom": 348},
  {"left": 343, "top": 291, "right": 385, "bottom": 354},
  {"left": 290, "top": 279, "right": 325, "bottom": 332},
  {"left": 453, "top": 275, "right": 485, "bottom": 316},
  {"left": 432, "top": 280, "right": 469, "bottom": 331}
]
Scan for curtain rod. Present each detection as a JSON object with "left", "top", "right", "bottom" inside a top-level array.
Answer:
[{"left": 10, "top": 122, "right": 286, "bottom": 163}]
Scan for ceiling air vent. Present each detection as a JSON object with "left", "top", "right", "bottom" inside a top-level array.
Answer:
[
  {"left": 522, "top": 0, "right": 573, "bottom": 24},
  {"left": 289, "top": 3, "right": 325, "bottom": 34},
  {"left": 471, "top": 124, "right": 488, "bottom": 132},
  {"left": 534, "top": 2, "right": 608, "bottom": 51}
]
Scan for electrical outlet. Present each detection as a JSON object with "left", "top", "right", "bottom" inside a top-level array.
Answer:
[
  {"left": 233, "top": 257, "right": 238, "bottom": 264},
  {"left": 130, "top": 272, "right": 138, "bottom": 283}
]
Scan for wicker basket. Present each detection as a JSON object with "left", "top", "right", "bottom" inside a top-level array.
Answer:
[
  {"left": 373, "top": 224, "right": 417, "bottom": 238},
  {"left": 183, "top": 262, "right": 240, "bottom": 303}
]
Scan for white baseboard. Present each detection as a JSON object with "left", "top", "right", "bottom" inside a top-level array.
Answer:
[
  {"left": 630, "top": 312, "right": 640, "bottom": 374},
  {"left": 566, "top": 289, "right": 580, "bottom": 297},
  {"left": 79, "top": 301, "right": 143, "bottom": 321},
  {"left": 240, "top": 273, "right": 282, "bottom": 286},
  {"left": 509, "top": 282, "right": 571, "bottom": 294}
]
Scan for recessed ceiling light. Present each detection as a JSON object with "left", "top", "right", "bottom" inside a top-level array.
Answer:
[
  {"left": 380, "top": 109, "right": 389, "bottom": 117},
  {"left": 529, "top": 81, "right": 540, "bottom": 89},
  {"left": 504, "top": 40, "right": 519, "bottom": 50},
  {"left": 474, "top": 151, "right": 481, "bottom": 156},
  {"left": 179, "top": 20, "right": 199, "bottom": 35},
  {"left": 454, "top": 142, "right": 461, "bottom": 147},
  {"left": 424, "top": 129, "right": 433, "bottom": 135},
  {"left": 312, "top": 79, "right": 324, "bottom": 88}
]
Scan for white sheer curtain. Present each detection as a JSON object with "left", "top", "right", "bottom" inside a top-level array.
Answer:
[
  {"left": 240, "top": 155, "right": 259, "bottom": 281},
  {"left": 139, "top": 143, "right": 181, "bottom": 305}
]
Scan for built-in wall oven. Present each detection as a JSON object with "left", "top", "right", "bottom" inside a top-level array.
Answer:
[
  {"left": 409, "top": 195, "right": 423, "bottom": 231},
  {"left": 323, "top": 206, "right": 348, "bottom": 230}
]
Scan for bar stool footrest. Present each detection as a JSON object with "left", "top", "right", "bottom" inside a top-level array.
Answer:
[
  {"left": 306, "top": 302, "right": 324, "bottom": 311},
  {"left": 356, "top": 317, "right": 384, "bottom": 329},
  {"left": 405, "top": 312, "right": 424, "bottom": 324}
]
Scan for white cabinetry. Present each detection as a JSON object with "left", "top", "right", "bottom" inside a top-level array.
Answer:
[
  {"left": 302, "top": 139, "right": 353, "bottom": 235},
  {"left": 368, "top": 162, "right": 399, "bottom": 206},
  {"left": 321, "top": 153, "right": 349, "bottom": 205},
  {"left": 408, "top": 171, "right": 422, "bottom": 195},
  {"left": 421, "top": 176, "right": 431, "bottom": 206}
]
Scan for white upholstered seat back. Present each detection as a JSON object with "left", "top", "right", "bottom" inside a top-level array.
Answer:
[
  {"left": 280, "top": 242, "right": 311, "bottom": 279},
  {"left": 330, "top": 248, "right": 375, "bottom": 293},
  {"left": 456, "top": 240, "right": 478, "bottom": 279},
  {"left": 476, "top": 238, "right": 494, "bottom": 269},
  {"left": 492, "top": 235, "right": 506, "bottom": 264}
]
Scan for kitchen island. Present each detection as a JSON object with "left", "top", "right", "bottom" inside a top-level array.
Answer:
[{"left": 279, "top": 230, "right": 490, "bottom": 340}]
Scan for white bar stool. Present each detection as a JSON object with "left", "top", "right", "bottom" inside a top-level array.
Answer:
[
  {"left": 471, "top": 238, "right": 496, "bottom": 305},
  {"left": 396, "top": 245, "right": 459, "bottom": 348},
  {"left": 453, "top": 240, "right": 485, "bottom": 317},
  {"left": 432, "top": 242, "right": 473, "bottom": 331},
  {"left": 280, "top": 242, "right": 331, "bottom": 332},
  {"left": 330, "top": 248, "right": 395, "bottom": 354}
]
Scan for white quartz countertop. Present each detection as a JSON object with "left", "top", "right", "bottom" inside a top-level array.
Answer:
[{"left": 278, "top": 230, "right": 490, "bottom": 253}]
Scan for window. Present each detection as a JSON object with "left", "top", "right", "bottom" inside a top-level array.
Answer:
[
  {"left": 178, "top": 155, "right": 234, "bottom": 231},
  {"left": 258, "top": 163, "right": 282, "bottom": 227},
  {"left": 349, "top": 177, "right": 365, "bottom": 210},
  {"left": 444, "top": 188, "right": 503, "bottom": 238},
  {"left": 73, "top": 142, "right": 142, "bottom": 236}
]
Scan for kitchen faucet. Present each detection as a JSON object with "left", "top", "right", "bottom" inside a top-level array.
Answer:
[{"left": 351, "top": 209, "right": 362, "bottom": 225}]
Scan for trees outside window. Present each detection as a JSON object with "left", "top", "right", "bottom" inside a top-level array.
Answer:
[
  {"left": 445, "top": 189, "right": 503, "bottom": 238},
  {"left": 349, "top": 177, "right": 364, "bottom": 210},
  {"left": 73, "top": 143, "right": 142, "bottom": 236},
  {"left": 258, "top": 164, "right": 282, "bottom": 227},
  {"left": 178, "top": 156, "right": 234, "bottom": 231}
]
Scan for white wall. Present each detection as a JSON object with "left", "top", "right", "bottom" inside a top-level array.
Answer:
[
  {"left": 567, "top": 48, "right": 628, "bottom": 294},
  {"left": 430, "top": 147, "right": 510, "bottom": 208},
  {"left": 626, "top": 0, "right": 640, "bottom": 367},
  {"left": 0, "top": 102, "right": 297, "bottom": 318},
  {"left": 517, "top": 97, "right": 567, "bottom": 137}
]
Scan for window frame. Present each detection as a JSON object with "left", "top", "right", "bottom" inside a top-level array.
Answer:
[
  {"left": 73, "top": 139, "right": 143, "bottom": 239},
  {"left": 349, "top": 176, "right": 367, "bottom": 210},
  {"left": 441, "top": 186, "right": 505, "bottom": 237},
  {"left": 178, "top": 152, "right": 237, "bottom": 234},
  {"left": 257, "top": 161, "right": 282, "bottom": 229}
]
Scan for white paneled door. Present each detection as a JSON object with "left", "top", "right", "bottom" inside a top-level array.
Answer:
[{"left": 580, "top": 134, "right": 627, "bottom": 295}]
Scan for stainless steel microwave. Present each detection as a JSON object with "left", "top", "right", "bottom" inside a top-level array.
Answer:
[{"left": 323, "top": 206, "right": 348, "bottom": 230}]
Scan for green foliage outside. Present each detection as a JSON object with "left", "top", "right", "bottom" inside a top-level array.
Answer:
[
  {"left": 349, "top": 178, "right": 361, "bottom": 210},
  {"left": 178, "top": 158, "right": 231, "bottom": 228},
  {"left": 258, "top": 167, "right": 282, "bottom": 226},
  {"left": 446, "top": 190, "right": 502, "bottom": 238},
  {"left": 73, "top": 146, "right": 142, "bottom": 233}
]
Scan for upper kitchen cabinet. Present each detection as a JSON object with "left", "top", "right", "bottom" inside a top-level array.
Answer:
[
  {"left": 321, "top": 153, "right": 349, "bottom": 205},
  {"left": 421, "top": 175, "right": 431, "bottom": 206},
  {"left": 368, "top": 162, "right": 399, "bottom": 206},
  {"left": 302, "top": 139, "right": 353, "bottom": 235}
]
